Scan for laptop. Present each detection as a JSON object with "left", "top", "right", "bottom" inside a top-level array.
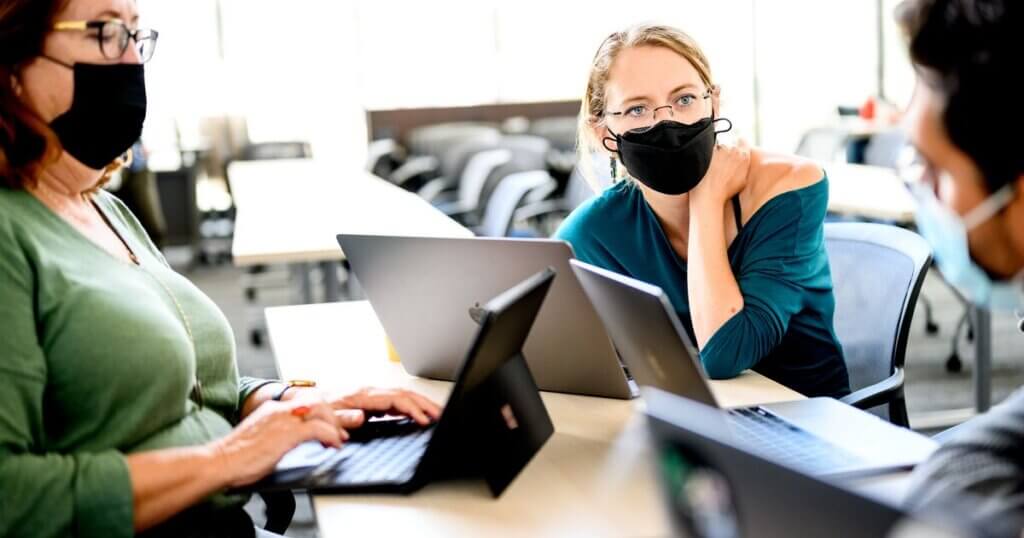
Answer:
[
  {"left": 336, "top": 234, "right": 634, "bottom": 399},
  {"left": 246, "top": 268, "right": 557, "bottom": 497},
  {"left": 570, "top": 259, "right": 937, "bottom": 479},
  {"left": 644, "top": 387, "right": 979, "bottom": 538}
]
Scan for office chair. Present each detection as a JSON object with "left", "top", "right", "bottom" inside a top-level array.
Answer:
[
  {"left": 474, "top": 135, "right": 551, "bottom": 214},
  {"left": 416, "top": 135, "right": 507, "bottom": 203},
  {"left": 390, "top": 123, "right": 502, "bottom": 191},
  {"left": 795, "top": 127, "right": 851, "bottom": 163},
  {"left": 862, "top": 128, "right": 907, "bottom": 170},
  {"left": 825, "top": 222, "right": 933, "bottom": 427},
  {"left": 420, "top": 134, "right": 551, "bottom": 205},
  {"left": 433, "top": 148, "right": 513, "bottom": 218},
  {"left": 528, "top": 116, "right": 579, "bottom": 182},
  {"left": 366, "top": 138, "right": 406, "bottom": 179},
  {"left": 476, "top": 171, "right": 557, "bottom": 237},
  {"left": 514, "top": 165, "right": 599, "bottom": 236}
]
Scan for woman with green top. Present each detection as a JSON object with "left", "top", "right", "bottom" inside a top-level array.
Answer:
[
  {"left": 0, "top": 1, "right": 440, "bottom": 536},
  {"left": 556, "top": 25, "right": 849, "bottom": 398}
]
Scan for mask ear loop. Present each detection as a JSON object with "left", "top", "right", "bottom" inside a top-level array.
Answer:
[
  {"left": 713, "top": 117, "right": 733, "bottom": 135},
  {"left": 602, "top": 128, "right": 622, "bottom": 179}
]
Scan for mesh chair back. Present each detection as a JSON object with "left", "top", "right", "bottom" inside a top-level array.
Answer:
[
  {"left": 479, "top": 171, "right": 556, "bottom": 237},
  {"left": 476, "top": 135, "right": 551, "bottom": 210},
  {"left": 824, "top": 223, "right": 931, "bottom": 413},
  {"left": 406, "top": 122, "right": 501, "bottom": 162},
  {"left": 863, "top": 129, "right": 908, "bottom": 170},
  {"left": 528, "top": 116, "right": 579, "bottom": 152},
  {"left": 795, "top": 127, "right": 850, "bottom": 163}
]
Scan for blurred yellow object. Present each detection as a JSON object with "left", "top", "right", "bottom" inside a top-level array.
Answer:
[{"left": 385, "top": 336, "right": 402, "bottom": 363}]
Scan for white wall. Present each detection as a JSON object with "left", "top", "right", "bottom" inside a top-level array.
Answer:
[{"left": 137, "top": 1, "right": 915, "bottom": 160}]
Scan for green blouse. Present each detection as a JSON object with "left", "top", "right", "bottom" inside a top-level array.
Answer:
[
  {"left": 555, "top": 178, "right": 850, "bottom": 398},
  {"left": 0, "top": 187, "right": 268, "bottom": 537}
]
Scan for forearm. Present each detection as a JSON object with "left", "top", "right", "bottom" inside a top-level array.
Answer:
[
  {"left": 126, "top": 444, "right": 229, "bottom": 532},
  {"left": 687, "top": 196, "right": 744, "bottom": 347}
]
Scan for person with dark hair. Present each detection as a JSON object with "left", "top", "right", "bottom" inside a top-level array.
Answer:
[
  {"left": 895, "top": 0, "right": 1024, "bottom": 532},
  {"left": 0, "top": 1, "right": 440, "bottom": 536}
]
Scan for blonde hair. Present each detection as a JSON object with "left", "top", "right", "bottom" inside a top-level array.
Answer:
[{"left": 577, "top": 24, "right": 714, "bottom": 189}]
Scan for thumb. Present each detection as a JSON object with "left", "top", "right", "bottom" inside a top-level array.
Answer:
[
  {"left": 735, "top": 137, "right": 751, "bottom": 149},
  {"left": 336, "top": 409, "right": 366, "bottom": 429}
]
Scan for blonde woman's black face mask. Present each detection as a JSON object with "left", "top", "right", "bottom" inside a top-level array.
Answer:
[{"left": 604, "top": 116, "right": 732, "bottom": 195}]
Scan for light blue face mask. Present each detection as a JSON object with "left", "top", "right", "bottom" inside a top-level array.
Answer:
[{"left": 909, "top": 179, "right": 1023, "bottom": 311}]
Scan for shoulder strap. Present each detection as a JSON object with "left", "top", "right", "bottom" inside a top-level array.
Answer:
[{"left": 731, "top": 195, "right": 743, "bottom": 232}]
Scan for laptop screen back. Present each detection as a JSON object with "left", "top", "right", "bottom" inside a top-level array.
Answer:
[{"left": 570, "top": 260, "right": 719, "bottom": 408}]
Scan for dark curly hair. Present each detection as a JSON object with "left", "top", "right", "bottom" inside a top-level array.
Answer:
[
  {"left": 0, "top": 0, "right": 68, "bottom": 189},
  {"left": 897, "top": 0, "right": 1023, "bottom": 192}
]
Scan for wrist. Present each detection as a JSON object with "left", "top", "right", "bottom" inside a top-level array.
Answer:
[
  {"left": 202, "top": 440, "right": 237, "bottom": 490},
  {"left": 689, "top": 190, "right": 726, "bottom": 217},
  {"left": 273, "top": 380, "right": 318, "bottom": 402}
]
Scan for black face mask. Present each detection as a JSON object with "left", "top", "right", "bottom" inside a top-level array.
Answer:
[
  {"left": 45, "top": 60, "right": 147, "bottom": 170},
  {"left": 604, "top": 116, "right": 732, "bottom": 195}
]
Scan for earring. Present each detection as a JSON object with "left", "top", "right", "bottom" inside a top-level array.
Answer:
[{"left": 610, "top": 157, "right": 617, "bottom": 179}]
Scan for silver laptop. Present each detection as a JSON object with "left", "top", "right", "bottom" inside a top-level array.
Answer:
[
  {"left": 337, "top": 235, "right": 634, "bottom": 399},
  {"left": 570, "top": 259, "right": 937, "bottom": 479}
]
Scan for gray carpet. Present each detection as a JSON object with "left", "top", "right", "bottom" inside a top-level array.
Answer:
[{"left": 171, "top": 252, "right": 1024, "bottom": 537}]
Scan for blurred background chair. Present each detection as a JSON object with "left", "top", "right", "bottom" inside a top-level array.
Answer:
[
  {"left": 794, "top": 126, "right": 851, "bottom": 163},
  {"left": 387, "top": 122, "right": 502, "bottom": 192},
  {"left": 476, "top": 170, "right": 557, "bottom": 237}
]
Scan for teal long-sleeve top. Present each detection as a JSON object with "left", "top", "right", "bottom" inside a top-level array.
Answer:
[
  {"left": 0, "top": 186, "right": 270, "bottom": 537},
  {"left": 555, "top": 177, "right": 850, "bottom": 398}
]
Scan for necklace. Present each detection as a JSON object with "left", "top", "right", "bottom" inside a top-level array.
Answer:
[
  {"left": 32, "top": 182, "right": 205, "bottom": 407},
  {"left": 147, "top": 271, "right": 205, "bottom": 408}
]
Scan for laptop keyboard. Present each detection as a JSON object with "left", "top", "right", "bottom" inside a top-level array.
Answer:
[
  {"left": 310, "top": 419, "right": 435, "bottom": 486},
  {"left": 727, "top": 407, "right": 863, "bottom": 474}
]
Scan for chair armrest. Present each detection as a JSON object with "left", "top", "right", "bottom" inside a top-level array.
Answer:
[
  {"left": 365, "top": 138, "right": 402, "bottom": 172},
  {"left": 513, "top": 198, "right": 570, "bottom": 222},
  {"left": 390, "top": 155, "right": 440, "bottom": 188},
  {"left": 840, "top": 367, "right": 905, "bottom": 410},
  {"left": 418, "top": 177, "right": 456, "bottom": 203}
]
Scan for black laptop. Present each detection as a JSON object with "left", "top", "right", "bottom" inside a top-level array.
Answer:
[
  {"left": 644, "top": 387, "right": 984, "bottom": 538},
  {"left": 247, "top": 268, "right": 557, "bottom": 497}
]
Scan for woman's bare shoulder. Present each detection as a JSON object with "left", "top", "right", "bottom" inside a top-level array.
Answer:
[{"left": 743, "top": 149, "right": 824, "bottom": 207}]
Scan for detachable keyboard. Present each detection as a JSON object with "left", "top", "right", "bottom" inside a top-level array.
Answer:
[
  {"left": 308, "top": 419, "right": 435, "bottom": 486},
  {"left": 727, "top": 407, "right": 864, "bottom": 474}
]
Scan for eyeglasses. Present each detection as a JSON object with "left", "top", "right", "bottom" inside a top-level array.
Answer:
[
  {"left": 52, "top": 19, "right": 159, "bottom": 64},
  {"left": 603, "top": 89, "right": 712, "bottom": 133}
]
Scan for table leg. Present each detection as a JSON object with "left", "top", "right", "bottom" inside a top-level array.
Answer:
[
  {"left": 292, "top": 263, "right": 314, "bottom": 304},
  {"left": 972, "top": 306, "right": 992, "bottom": 413},
  {"left": 321, "top": 261, "right": 341, "bottom": 303}
]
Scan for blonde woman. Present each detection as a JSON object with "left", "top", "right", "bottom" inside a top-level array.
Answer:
[{"left": 556, "top": 25, "right": 849, "bottom": 398}]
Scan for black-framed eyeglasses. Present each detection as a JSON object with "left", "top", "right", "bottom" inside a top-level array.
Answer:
[{"left": 53, "top": 19, "right": 159, "bottom": 63}]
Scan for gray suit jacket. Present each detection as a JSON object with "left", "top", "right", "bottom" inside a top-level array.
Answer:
[{"left": 907, "top": 389, "right": 1024, "bottom": 537}]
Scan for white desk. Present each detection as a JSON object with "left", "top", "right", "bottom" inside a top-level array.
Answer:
[
  {"left": 824, "top": 163, "right": 917, "bottom": 224},
  {"left": 265, "top": 301, "right": 911, "bottom": 537},
  {"left": 227, "top": 158, "right": 472, "bottom": 308},
  {"left": 229, "top": 159, "right": 472, "bottom": 267}
]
